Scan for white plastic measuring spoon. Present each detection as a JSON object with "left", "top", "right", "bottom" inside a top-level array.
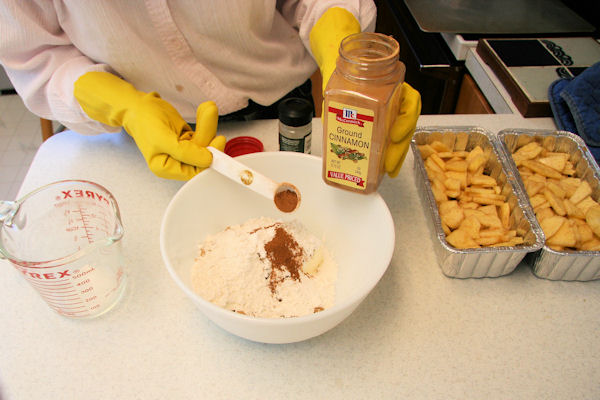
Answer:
[{"left": 207, "top": 147, "right": 301, "bottom": 213}]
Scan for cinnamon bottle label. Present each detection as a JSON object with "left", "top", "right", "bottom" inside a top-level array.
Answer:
[{"left": 324, "top": 101, "right": 374, "bottom": 190}]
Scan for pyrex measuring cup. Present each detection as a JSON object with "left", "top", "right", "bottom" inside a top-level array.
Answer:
[{"left": 0, "top": 180, "right": 127, "bottom": 319}]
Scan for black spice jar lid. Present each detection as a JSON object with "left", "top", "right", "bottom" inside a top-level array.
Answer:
[{"left": 278, "top": 98, "right": 313, "bottom": 127}]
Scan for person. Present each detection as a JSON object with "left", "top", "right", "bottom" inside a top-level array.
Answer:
[{"left": 0, "top": 1, "right": 420, "bottom": 181}]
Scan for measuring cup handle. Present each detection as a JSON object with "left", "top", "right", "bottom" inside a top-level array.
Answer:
[
  {"left": 0, "top": 200, "right": 20, "bottom": 259},
  {"left": 0, "top": 200, "right": 19, "bottom": 224}
]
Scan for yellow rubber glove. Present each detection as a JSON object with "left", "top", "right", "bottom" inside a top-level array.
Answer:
[
  {"left": 385, "top": 83, "right": 422, "bottom": 177},
  {"left": 309, "top": 7, "right": 360, "bottom": 95},
  {"left": 74, "top": 71, "right": 225, "bottom": 181},
  {"left": 310, "top": 8, "right": 422, "bottom": 178}
]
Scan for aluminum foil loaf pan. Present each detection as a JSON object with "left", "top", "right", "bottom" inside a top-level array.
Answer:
[
  {"left": 411, "top": 127, "right": 544, "bottom": 278},
  {"left": 497, "top": 129, "right": 600, "bottom": 281}
]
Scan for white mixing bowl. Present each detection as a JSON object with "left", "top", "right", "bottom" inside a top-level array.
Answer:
[{"left": 160, "top": 151, "right": 395, "bottom": 344}]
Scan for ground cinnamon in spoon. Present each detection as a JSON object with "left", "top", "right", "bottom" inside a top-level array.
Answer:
[{"left": 274, "top": 189, "right": 299, "bottom": 213}]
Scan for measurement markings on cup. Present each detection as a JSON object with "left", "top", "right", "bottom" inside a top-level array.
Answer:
[
  {"left": 20, "top": 269, "right": 100, "bottom": 315},
  {"left": 1, "top": 180, "right": 127, "bottom": 318},
  {"left": 73, "top": 205, "right": 107, "bottom": 243},
  {"left": 25, "top": 279, "right": 84, "bottom": 306}
]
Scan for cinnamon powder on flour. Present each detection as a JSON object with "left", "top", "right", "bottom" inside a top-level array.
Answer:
[
  {"left": 190, "top": 217, "right": 337, "bottom": 318},
  {"left": 264, "top": 226, "right": 303, "bottom": 293}
]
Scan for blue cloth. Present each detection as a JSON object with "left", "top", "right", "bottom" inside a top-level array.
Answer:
[{"left": 549, "top": 62, "right": 600, "bottom": 161}]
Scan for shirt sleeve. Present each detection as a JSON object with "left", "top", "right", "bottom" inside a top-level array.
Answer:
[
  {"left": 277, "top": 0, "right": 377, "bottom": 56},
  {"left": 0, "top": 1, "right": 120, "bottom": 134}
]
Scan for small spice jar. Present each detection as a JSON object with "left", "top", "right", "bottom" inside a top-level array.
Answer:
[
  {"left": 322, "top": 32, "right": 405, "bottom": 194},
  {"left": 278, "top": 98, "right": 313, "bottom": 154}
]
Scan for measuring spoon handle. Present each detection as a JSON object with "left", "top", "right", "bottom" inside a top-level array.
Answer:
[{"left": 207, "top": 147, "right": 278, "bottom": 200}]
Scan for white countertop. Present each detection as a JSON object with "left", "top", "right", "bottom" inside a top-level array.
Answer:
[{"left": 1, "top": 115, "right": 599, "bottom": 400}]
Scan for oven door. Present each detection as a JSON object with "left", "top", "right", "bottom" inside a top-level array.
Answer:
[{"left": 374, "top": 0, "right": 465, "bottom": 114}]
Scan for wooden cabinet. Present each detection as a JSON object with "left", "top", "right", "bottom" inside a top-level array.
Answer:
[
  {"left": 310, "top": 69, "right": 323, "bottom": 117},
  {"left": 454, "top": 73, "right": 493, "bottom": 114}
]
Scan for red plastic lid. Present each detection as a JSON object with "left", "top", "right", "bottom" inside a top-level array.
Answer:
[{"left": 224, "top": 136, "right": 264, "bottom": 157}]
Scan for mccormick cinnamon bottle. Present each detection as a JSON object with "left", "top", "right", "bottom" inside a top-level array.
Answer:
[{"left": 322, "top": 32, "right": 405, "bottom": 194}]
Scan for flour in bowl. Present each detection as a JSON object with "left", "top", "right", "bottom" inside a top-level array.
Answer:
[{"left": 191, "top": 217, "right": 337, "bottom": 318}]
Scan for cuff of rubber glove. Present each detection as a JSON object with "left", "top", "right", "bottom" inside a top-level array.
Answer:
[{"left": 385, "top": 132, "right": 414, "bottom": 177}]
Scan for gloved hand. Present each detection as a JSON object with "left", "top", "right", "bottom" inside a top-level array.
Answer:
[
  {"left": 74, "top": 71, "right": 226, "bottom": 180},
  {"left": 309, "top": 7, "right": 360, "bottom": 95},
  {"left": 385, "top": 83, "right": 422, "bottom": 177},
  {"left": 310, "top": 7, "right": 422, "bottom": 178}
]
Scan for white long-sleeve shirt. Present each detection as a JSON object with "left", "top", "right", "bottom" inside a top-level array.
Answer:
[{"left": 0, "top": 0, "right": 376, "bottom": 134}]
